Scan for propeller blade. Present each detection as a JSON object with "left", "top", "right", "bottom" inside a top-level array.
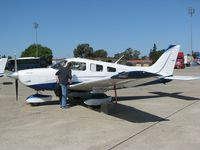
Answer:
[
  {"left": 14, "top": 54, "right": 18, "bottom": 101},
  {"left": 14, "top": 55, "right": 17, "bottom": 72},
  {"left": 15, "top": 79, "right": 18, "bottom": 101}
]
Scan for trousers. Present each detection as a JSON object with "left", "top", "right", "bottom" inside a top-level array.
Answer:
[{"left": 59, "top": 83, "right": 68, "bottom": 108}]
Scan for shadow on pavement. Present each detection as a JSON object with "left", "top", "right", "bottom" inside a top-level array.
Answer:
[
  {"left": 118, "top": 92, "right": 200, "bottom": 101},
  {"left": 150, "top": 92, "right": 200, "bottom": 101},
  {"left": 30, "top": 90, "right": 198, "bottom": 123},
  {"left": 105, "top": 103, "right": 168, "bottom": 123}
]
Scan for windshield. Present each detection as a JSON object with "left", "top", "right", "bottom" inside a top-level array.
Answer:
[{"left": 51, "top": 60, "right": 67, "bottom": 69}]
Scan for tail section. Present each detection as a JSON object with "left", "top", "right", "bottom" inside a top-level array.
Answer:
[
  {"left": 147, "top": 45, "right": 180, "bottom": 77},
  {"left": 0, "top": 58, "right": 8, "bottom": 77}
]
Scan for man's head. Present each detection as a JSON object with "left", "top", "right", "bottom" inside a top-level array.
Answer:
[{"left": 66, "top": 62, "right": 72, "bottom": 68}]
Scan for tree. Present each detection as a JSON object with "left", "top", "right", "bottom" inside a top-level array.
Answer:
[
  {"left": 93, "top": 49, "right": 107, "bottom": 58},
  {"left": 141, "top": 55, "right": 148, "bottom": 60},
  {"left": 73, "top": 44, "right": 93, "bottom": 58},
  {"left": 0, "top": 55, "right": 6, "bottom": 58},
  {"left": 149, "top": 43, "right": 164, "bottom": 64},
  {"left": 123, "top": 48, "right": 133, "bottom": 60},
  {"left": 192, "top": 52, "right": 197, "bottom": 59},
  {"left": 114, "top": 48, "right": 140, "bottom": 60},
  {"left": 0, "top": 55, "right": 12, "bottom": 59},
  {"left": 21, "top": 44, "right": 53, "bottom": 65},
  {"left": 114, "top": 53, "right": 123, "bottom": 59},
  {"left": 132, "top": 50, "right": 140, "bottom": 59},
  {"left": 153, "top": 43, "right": 157, "bottom": 52}
]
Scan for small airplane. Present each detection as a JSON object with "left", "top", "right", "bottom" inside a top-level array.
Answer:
[
  {"left": 0, "top": 58, "right": 8, "bottom": 77},
  {"left": 8, "top": 45, "right": 200, "bottom": 105}
]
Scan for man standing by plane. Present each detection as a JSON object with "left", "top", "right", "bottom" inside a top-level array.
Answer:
[{"left": 56, "top": 61, "right": 72, "bottom": 109}]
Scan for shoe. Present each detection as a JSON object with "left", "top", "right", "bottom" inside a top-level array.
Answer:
[
  {"left": 60, "top": 106, "right": 66, "bottom": 109},
  {"left": 60, "top": 106, "right": 69, "bottom": 109}
]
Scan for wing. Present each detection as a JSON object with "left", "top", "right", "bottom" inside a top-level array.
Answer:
[
  {"left": 69, "top": 77, "right": 116, "bottom": 91},
  {"left": 69, "top": 71, "right": 159, "bottom": 91}
]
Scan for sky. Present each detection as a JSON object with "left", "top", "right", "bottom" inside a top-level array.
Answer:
[{"left": 0, "top": 0, "right": 199, "bottom": 58}]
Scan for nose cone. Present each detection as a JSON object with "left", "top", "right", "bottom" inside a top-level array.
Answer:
[{"left": 7, "top": 72, "right": 19, "bottom": 80}]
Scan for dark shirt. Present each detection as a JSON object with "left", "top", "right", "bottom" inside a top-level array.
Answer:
[{"left": 56, "top": 66, "right": 72, "bottom": 85}]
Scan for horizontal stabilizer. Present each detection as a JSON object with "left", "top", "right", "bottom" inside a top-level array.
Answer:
[{"left": 165, "top": 75, "right": 200, "bottom": 80}]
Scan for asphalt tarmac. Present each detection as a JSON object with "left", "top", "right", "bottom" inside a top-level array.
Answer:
[{"left": 0, "top": 66, "right": 200, "bottom": 150}]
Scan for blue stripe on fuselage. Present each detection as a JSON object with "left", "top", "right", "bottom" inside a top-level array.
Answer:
[
  {"left": 28, "top": 83, "right": 57, "bottom": 90},
  {"left": 28, "top": 81, "right": 81, "bottom": 91}
]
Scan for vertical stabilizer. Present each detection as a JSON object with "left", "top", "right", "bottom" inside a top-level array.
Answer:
[{"left": 147, "top": 45, "right": 180, "bottom": 76}]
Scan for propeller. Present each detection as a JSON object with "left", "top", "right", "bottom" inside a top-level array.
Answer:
[
  {"left": 14, "top": 55, "right": 18, "bottom": 101},
  {"left": 6, "top": 55, "right": 19, "bottom": 100},
  {"left": 15, "top": 78, "right": 18, "bottom": 100},
  {"left": 7, "top": 71, "right": 19, "bottom": 100}
]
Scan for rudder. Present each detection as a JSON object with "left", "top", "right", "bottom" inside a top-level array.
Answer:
[{"left": 147, "top": 45, "right": 180, "bottom": 76}]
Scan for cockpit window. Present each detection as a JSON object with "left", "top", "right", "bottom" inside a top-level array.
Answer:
[
  {"left": 51, "top": 60, "right": 67, "bottom": 69},
  {"left": 90, "top": 63, "right": 103, "bottom": 72},
  {"left": 71, "top": 61, "right": 86, "bottom": 71},
  {"left": 107, "top": 66, "right": 116, "bottom": 72}
]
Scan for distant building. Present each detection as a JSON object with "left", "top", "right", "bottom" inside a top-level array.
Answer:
[
  {"left": 52, "top": 58, "right": 65, "bottom": 65},
  {"left": 126, "top": 59, "right": 152, "bottom": 67}
]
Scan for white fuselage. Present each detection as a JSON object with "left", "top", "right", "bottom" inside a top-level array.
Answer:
[
  {"left": 17, "top": 57, "right": 150, "bottom": 91},
  {"left": 8, "top": 45, "right": 185, "bottom": 104}
]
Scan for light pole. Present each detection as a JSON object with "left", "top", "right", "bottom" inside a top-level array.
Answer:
[
  {"left": 33, "top": 22, "right": 39, "bottom": 57},
  {"left": 188, "top": 7, "right": 195, "bottom": 55}
]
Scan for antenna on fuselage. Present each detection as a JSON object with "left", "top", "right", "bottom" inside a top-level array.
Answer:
[{"left": 115, "top": 55, "right": 124, "bottom": 64}]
